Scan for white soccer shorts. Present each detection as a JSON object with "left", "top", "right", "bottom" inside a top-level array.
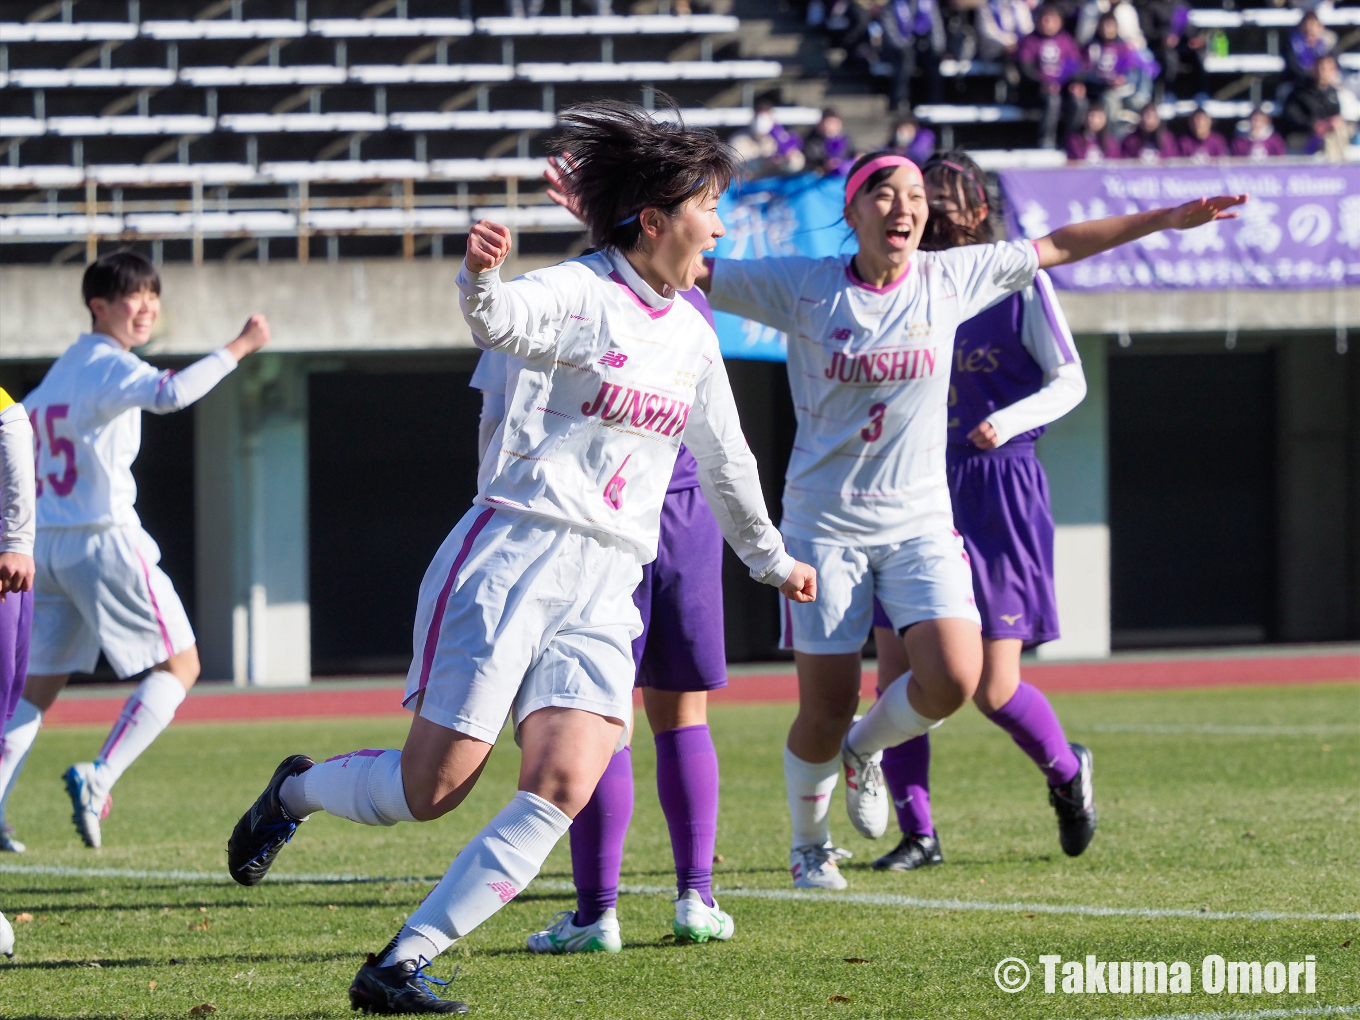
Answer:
[
  {"left": 30, "top": 524, "right": 196, "bottom": 678},
  {"left": 403, "top": 505, "right": 642, "bottom": 746},
  {"left": 780, "top": 529, "right": 981, "bottom": 655}
]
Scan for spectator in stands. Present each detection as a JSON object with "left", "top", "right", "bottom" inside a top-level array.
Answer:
[
  {"left": 976, "top": 0, "right": 1036, "bottom": 99},
  {"left": 1018, "top": 4, "right": 1086, "bottom": 148},
  {"left": 1231, "top": 105, "right": 1287, "bottom": 159},
  {"left": 729, "top": 96, "right": 808, "bottom": 176},
  {"left": 943, "top": 0, "right": 980, "bottom": 62},
  {"left": 1281, "top": 54, "right": 1351, "bottom": 160},
  {"left": 1139, "top": 0, "right": 1206, "bottom": 101},
  {"left": 1065, "top": 103, "right": 1121, "bottom": 161},
  {"left": 813, "top": 0, "right": 872, "bottom": 57},
  {"left": 1119, "top": 101, "right": 1179, "bottom": 161},
  {"left": 881, "top": 0, "right": 947, "bottom": 109},
  {"left": 887, "top": 112, "right": 937, "bottom": 163},
  {"left": 1285, "top": 10, "right": 1335, "bottom": 84},
  {"left": 1075, "top": 0, "right": 1145, "bottom": 51},
  {"left": 1084, "top": 13, "right": 1154, "bottom": 123},
  {"left": 1178, "top": 107, "right": 1229, "bottom": 161},
  {"left": 804, "top": 108, "right": 856, "bottom": 174}
]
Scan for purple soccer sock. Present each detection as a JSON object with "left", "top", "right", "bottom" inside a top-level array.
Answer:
[
  {"left": 881, "top": 735, "right": 934, "bottom": 837},
  {"left": 570, "top": 746, "right": 634, "bottom": 926},
  {"left": 986, "top": 680, "right": 1079, "bottom": 786},
  {"left": 655, "top": 724, "right": 719, "bottom": 907}
]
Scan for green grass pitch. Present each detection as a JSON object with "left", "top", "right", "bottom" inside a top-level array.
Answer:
[{"left": 1, "top": 683, "right": 1357, "bottom": 1018}]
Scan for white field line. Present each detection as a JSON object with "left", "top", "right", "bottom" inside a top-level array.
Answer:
[
  {"left": 1067, "top": 1005, "right": 1360, "bottom": 1020},
  {"left": 3, "top": 864, "right": 1357, "bottom": 922},
  {"left": 1084, "top": 724, "right": 1360, "bottom": 736}
]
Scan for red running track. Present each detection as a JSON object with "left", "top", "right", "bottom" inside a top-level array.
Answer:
[{"left": 39, "top": 651, "right": 1360, "bottom": 727}]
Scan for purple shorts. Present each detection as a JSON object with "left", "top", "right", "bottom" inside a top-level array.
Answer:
[
  {"left": 946, "top": 444, "right": 1059, "bottom": 647},
  {"left": 632, "top": 486, "right": 728, "bottom": 692},
  {"left": 0, "top": 589, "right": 33, "bottom": 725}
]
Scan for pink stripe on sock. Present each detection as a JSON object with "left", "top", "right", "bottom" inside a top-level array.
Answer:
[
  {"left": 324, "top": 748, "right": 386, "bottom": 764},
  {"left": 98, "top": 702, "right": 141, "bottom": 761},
  {"left": 133, "top": 547, "right": 175, "bottom": 662},
  {"left": 411, "top": 509, "right": 496, "bottom": 701}
]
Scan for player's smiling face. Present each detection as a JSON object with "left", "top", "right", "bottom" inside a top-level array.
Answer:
[
  {"left": 634, "top": 185, "right": 726, "bottom": 294},
  {"left": 845, "top": 166, "right": 928, "bottom": 269},
  {"left": 90, "top": 286, "right": 161, "bottom": 350}
]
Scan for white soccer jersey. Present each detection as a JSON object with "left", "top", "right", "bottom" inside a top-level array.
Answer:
[
  {"left": 0, "top": 390, "right": 36, "bottom": 555},
  {"left": 708, "top": 240, "right": 1040, "bottom": 545},
  {"left": 457, "top": 248, "right": 793, "bottom": 585},
  {"left": 25, "top": 334, "right": 238, "bottom": 530}
]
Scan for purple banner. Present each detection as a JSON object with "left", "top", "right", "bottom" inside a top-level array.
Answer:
[{"left": 997, "top": 164, "right": 1360, "bottom": 290}]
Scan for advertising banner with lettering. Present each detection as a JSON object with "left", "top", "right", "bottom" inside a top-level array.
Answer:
[
  {"left": 997, "top": 164, "right": 1360, "bottom": 291},
  {"left": 713, "top": 173, "right": 850, "bottom": 360}
]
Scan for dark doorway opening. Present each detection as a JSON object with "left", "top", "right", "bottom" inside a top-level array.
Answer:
[
  {"left": 309, "top": 369, "right": 481, "bottom": 676},
  {"left": 1109, "top": 350, "right": 1276, "bottom": 648}
]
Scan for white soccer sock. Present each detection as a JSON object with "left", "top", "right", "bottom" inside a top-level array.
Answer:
[
  {"left": 847, "top": 671, "right": 941, "bottom": 758},
  {"left": 92, "top": 671, "right": 186, "bottom": 798},
  {"left": 0, "top": 699, "right": 42, "bottom": 825},
  {"left": 784, "top": 746, "right": 840, "bottom": 849},
  {"left": 389, "top": 791, "right": 571, "bottom": 960},
  {"left": 280, "top": 749, "right": 417, "bottom": 826}
]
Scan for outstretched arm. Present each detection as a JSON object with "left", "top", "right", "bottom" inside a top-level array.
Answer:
[
  {"left": 459, "top": 219, "right": 572, "bottom": 359},
  {"left": 1034, "top": 195, "right": 1247, "bottom": 268}
]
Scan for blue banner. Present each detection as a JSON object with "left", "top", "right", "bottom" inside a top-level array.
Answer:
[{"left": 714, "top": 173, "right": 849, "bottom": 361}]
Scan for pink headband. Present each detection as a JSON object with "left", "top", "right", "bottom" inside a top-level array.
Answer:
[{"left": 844, "top": 154, "right": 921, "bottom": 206}]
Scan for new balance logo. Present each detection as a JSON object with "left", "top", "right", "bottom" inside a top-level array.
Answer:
[
  {"left": 829, "top": 327, "right": 853, "bottom": 341},
  {"left": 598, "top": 351, "right": 628, "bottom": 368},
  {"left": 487, "top": 880, "right": 518, "bottom": 903}
]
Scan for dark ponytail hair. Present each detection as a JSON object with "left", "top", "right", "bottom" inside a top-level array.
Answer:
[
  {"left": 919, "top": 150, "right": 998, "bottom": 250},
  {"left": 551, "top": 98, "right": 739, "bottom": 252}
]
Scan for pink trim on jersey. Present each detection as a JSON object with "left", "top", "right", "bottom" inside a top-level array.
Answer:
[
  {"left": 1034, "top": 272, "right": 1076, "bottom": 364},
  {"left": 845, "top": 259, "right": 913, "bottom": 295},
  {"left": 608, "top": 271, "right": 673, "bottom": 320},
  {"left": 133, "top": 545, "right": 175, "bottom": 662},
  {"left": 155, "top": 370, "right": 177, "bottom": 394},
  {"left": 409, "top": 508, "right": 496, "bottom": 702}
]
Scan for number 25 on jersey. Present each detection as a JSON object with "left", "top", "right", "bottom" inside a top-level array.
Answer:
[{"left": 30, "top": 404, "right": 78, "bottom": 497}]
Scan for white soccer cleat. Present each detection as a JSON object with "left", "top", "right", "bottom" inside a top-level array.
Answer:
[
  {"left": 672, "top": 889, "right": 734, "bottom": 944},
  {"left": 526, "top": 909, "right": 622, "bottom": 954},
  {"left": 841, "top": 736, "right": 889, "bottom": 840},
  {"left": 789, "top": 844, "right": 851, "bottom": 890},
  {"left": 63, "top": 763, "right": 110, "bottom": 849},
  {"left": 0, "top": 824, "right": 25, "bottom": 854},
  {"left": 0, "top": 910, "right": 13, "bottom": 958}
]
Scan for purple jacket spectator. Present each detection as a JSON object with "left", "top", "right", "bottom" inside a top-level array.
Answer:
[
  {"left": 1178, "top": 132, "right": 1229, "bottom": 159},
  {"left": 1230, "top": 131, "right": 1287, "bottom": 159},
  {"left": 1066, "top": 127, "right": 1121, "bottom": 161},
  {"left": 1121, "top": 127, "right": 1179, "bottom": 161},
  {"left": 1018, "top": 29, "right": 1084, "bottom": 86},
  {"left": 1085, "top": 37, "right": 1143, "bottom": 86}
]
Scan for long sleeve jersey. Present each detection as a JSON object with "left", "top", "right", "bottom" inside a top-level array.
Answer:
[
  {"left": 0, "top": 389, "right": 36, "bottom": 555},
  {"left": 25, "top": 334, "right": 238, "bottom": 529},
  {"left": 457, "top": 248, "right": 793, "bottom": 586},
  {"left": 708, "top": 240, "right": 1040, "bottom": 546}
]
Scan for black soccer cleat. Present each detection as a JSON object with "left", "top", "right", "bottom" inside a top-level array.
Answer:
[
  {"left": 1049, "top": 742, "right": 1097, "bottom": 857},
  {"left": 350, "top": 952, "right": 469, "bottom": 1015},
  {"left": 871, "top": 832, "right": 944, "bottom": 871},
  {"left": 227, "top": 754, "right": 314, "bottom": 886}
]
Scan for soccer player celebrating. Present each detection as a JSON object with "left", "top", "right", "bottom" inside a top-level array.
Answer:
[
  {"left": 474, "top": 324, "right": 735, "bottom": 953},
  {"left": 870, "top": 151, "right": 1094, "bottom": 873},
  {"left": 0, "top": 252, "right": 269, "bottom": 850},
  {"left": 694, "top": 152, "right": 1243, "bottom": 889},
  {"left": 227, "top": 101, "right": 814, "bottom": 1015},
  {"left": 0, "top": 383, "right": 36, "bottom": 953}
]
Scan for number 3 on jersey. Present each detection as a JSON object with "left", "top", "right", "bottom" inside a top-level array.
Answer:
[
  {"left": 30, "top": 404, "right": 78, "bottom": 497},
  {"left": 861, "top": 402, "right": 887, "bottom": 443}
]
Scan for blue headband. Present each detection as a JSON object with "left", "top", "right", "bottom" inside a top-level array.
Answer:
[{"left": 614, "top": 177, "right": 710, "bottom": 229}]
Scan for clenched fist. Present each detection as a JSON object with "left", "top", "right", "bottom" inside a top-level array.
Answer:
[
  {"left": 466, "top": 220, "right": 513, "bottom": 273},
  {"left": 226, "top": 314, "right": 271, "bottom": 361},
  {"left": 780, "top": 561, "right": 817, "bottom": 604}
]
